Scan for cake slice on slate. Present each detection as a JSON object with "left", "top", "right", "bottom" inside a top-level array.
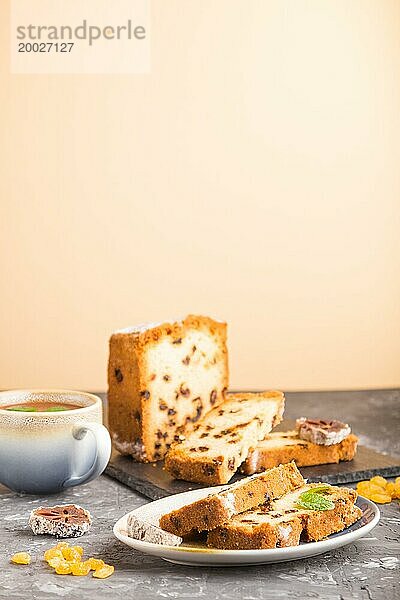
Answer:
[
  {"left": 164, "top": 391, "right": 285, "bottom": 484},
  {"left": 160, "top": 462, "right": 304, "bottom": 536},
  {"left": 207, "top": 483, "right": 361, "bottom": 549},
  {"left": 242, "top": 431, "right": 358, "bottom": 474},
  {"left": 108, "top": 315, "right": 228, "bottom": 462}
]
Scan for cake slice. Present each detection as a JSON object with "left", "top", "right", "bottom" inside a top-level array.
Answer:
[
  {"left": 160, "top": 462, "right": 304, "bottom": 537},
  {"left": 207, "top": 483, "right": 361, "bottom": 549},
  {"left": 127, "top": 514, "right": 182, "bottom": 546},
  {"left": 271, "top": 483, "right": 360, "bottom": 541},
  {"left": 242, "top": 431, "right": 358, "bottom": 474},
  {"left": 108, "top": 315, "right": 228, "bottom": 462},
  {"left": 206, "top": 510, "right": 304, "bottom": 550},
  {"left": 164, "top": 391, "right": 285, "bottom": 484}
]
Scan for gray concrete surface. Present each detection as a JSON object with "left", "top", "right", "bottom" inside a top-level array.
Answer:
[{"left": 1, "top": 389, "right": 399, "bottom": 600}]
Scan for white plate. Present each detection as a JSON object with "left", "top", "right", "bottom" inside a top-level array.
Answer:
[{"left": 113, "top": 486, "right": 380, "bottom": 566}]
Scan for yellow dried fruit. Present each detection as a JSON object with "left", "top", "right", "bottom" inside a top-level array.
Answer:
[
  {"left": 369, "top": 492, "right": 392, "bottom": 504},
  {"left": 70, "top": 562, "right": 91, "bottom": 576},
  {"left": 356, "top": 481, "right": 371, "bottom": 493},
  {"left": 392, "top": 482, "right": 400, "bottom": 499},
  {"left": 47, "top": 556, "right": 67, "bottom": 569},
  {"left": 71, "top": 546, "right": 84, "bottom": 557},
  {"left": 84, "top": 558, "right": 105, "bottom": 571},
  {"left": 11, "top": 552, "right": 31, "bottom": 565},
  {"left": 41, "top": 543, "right": 111, "bottom": 579},
  {"left": 357, "top": 475, "right": 400, "bottom": 504},
  {"left": 55, "top": 562, "right": 72, "bottom": 575},
  {"left": 61, "top": 547, "right": 82, "bottom": 562},
  {"left": 56, "top": 541, "right": 70, "bottom": 549},
  {"left": 44, "top": 548, "right": 63, "bottom": 562},
  {"left": 386, "top": 482, "right": 395, "bottom": 496},
  {"left": 93, "top": 564, "right": 114, "bottom": 579},
  {"left": 357, "top": 482, "right": 386, "bottom": 497},
  {"left": 369, "top": 476, "right": 387, "bottom": 489}
]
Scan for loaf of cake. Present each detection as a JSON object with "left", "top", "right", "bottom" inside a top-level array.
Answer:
[
  {"left": 108, "top": 315, "right": 228, "bottom": 462},
  {"left": 207, "top": 483, "right": 361, "bottom": 549},
  {"left": 160, "top": 462, "right": 304, "bottom": 537},
  {"left": 164, "top": 391, "right": 285, "bottom": 484},
  {"left": 242, "top": 431, "right": 358, "bottom": 474}
]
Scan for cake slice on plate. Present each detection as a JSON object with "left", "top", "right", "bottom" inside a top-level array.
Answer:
[
  {"left": 207, "top": 483, "right": 361, "bottom": 549},
  {"left": 164, "top": 391, "right": 285, "bottom": 484},
  {"left": 108, "top": 315, "right": 228, "bottom": 462},
  {"left": 160, "top": 461, "right": 304, "bottom": 536}
]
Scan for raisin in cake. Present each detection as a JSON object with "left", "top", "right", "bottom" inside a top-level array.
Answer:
[
  {"left": 108, "top": 315, "right": 228, "bottom": 462},
  {"left": 164, "top": 391, "right": 285, "bottom": 484},
  {"left": 160, "top": 462, "right": 304, "bottom": 536},
  {"left": 207, "top": 483, "right": 361, "bottom": 549},
  {"left": 242, "top": 431, "right": 358, "bottom": 474}
]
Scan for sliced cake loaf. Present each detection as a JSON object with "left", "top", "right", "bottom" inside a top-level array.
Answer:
[
  {"left": 108, "top": 315, "right": 228, "bottom": 462},
  {"left": 164, "top": 391, "right": 285, "bottom": 484},
  {"left": 270, "top": 483, "right": 360, "bottom": 542},
  {"left": 207, "top": 483, "right": 361, "bottom": 549},
  {"left": 160, "top": 462, "right": 304, "bottom": 536},
  {"left": 207, "top": 510, "right": 304, "bottom": 550},
  {"left": 242, "top": 431, "right": 358, "bottom": 474}
]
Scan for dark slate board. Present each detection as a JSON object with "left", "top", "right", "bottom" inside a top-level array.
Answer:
[{"left": 105, "top": 444, "right": 400, "bottom": 501}]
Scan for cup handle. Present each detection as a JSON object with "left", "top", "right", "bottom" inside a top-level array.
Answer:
[{"left": 63, "top": 422, "right": 111, "bottom": 489}]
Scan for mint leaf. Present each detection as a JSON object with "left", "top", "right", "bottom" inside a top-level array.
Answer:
[
  {"left": 46, "top": 407, "right": 69, "bottom": 412},
  {"left": 304, "top": 485, "right": 331, "bottom": 494},
  {"left": 298, "top": 488, "right": 329, "bottom": 503},
  {"left": 296, "top": 487, "right": 335, "bottom": 511},
  {"left": 6, "top": 407, "right": 37, "bottom": 412},
  {"left": 296, "top": 495, "right": 335, "bottom": 511}
]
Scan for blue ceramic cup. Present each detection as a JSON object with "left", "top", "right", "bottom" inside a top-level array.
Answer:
[{"left": 0, "top": 390, "right": 111, "bottom": 494}]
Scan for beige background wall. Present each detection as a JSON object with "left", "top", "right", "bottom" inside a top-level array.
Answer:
[{"left": 1, "top": 0, "right": 399, "bottom": 392}]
